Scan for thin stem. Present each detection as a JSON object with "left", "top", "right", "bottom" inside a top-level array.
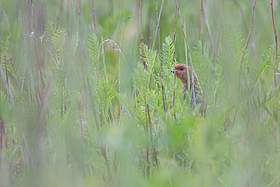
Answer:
[
  {"left": 238, "top": 0, "right": 257, "bottom": 82},
  {"left": 77, "top": 0, "right": 81, "bottom": 16},
  {"left": 136, "top": 0, "right": 143, "bottom": 31},
  {"left": 160, "top": 70, "right": 167, "bottom": 112},
  {"left": 90, "top": 0, "right": 97, "bottom": 32},
  {"left": 152, "top": 0, "right": 164, "bottom": 50},
  {"left": 200, "top": 0, "right": 214, "bottom": 51},
  {"left": 0, "top": 119, "right": 5, "bottom": 150},
  {"left": 232, "top": 0, "right": 248, "bottom": 33},
  {"left": 271, "top": 0, "right": 279, "bottom": 86}
]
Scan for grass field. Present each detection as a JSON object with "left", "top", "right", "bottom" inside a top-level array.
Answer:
[{"left": 0, "top": 0, "right": 280, "bottom": 186}]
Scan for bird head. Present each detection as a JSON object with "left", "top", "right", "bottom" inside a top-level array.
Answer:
[{"left": 172, "top": 64, "right": 191, "bottom": 84}]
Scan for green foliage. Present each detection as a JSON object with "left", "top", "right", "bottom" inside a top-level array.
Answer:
[
  {"left": 47, "top": 23, "right": 67, "bottom": 68},
  {"left": 0, "top": 1, "right": 280, "bottom": 187},
  {"left": 87, "top": 32, "right": 99, "bottom": 66}
]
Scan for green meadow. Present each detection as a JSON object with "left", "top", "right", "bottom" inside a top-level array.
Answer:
[{"left": 0, "top": 0, "right": 280, "bottom": 186}]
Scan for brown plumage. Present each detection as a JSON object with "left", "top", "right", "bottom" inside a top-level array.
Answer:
[{"left": 173, "top": 64, "right": 206, "bottom": 116}]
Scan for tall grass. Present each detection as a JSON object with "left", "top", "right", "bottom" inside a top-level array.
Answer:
[{"left": 0, "top": 0, "right": 280, "bottom": 186}]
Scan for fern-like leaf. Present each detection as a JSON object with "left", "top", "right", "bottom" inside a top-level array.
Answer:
[{"left": 87, "top": 32, "right": 99, "bottom": 66}]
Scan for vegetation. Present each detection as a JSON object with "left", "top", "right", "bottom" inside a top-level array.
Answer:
[{"left": 0, "top": 0, "right": 280, "bottom": 186}]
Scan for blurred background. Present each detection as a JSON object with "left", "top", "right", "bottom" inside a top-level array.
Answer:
[{"left": 0, "top": 0, "right": 280, "bottom": 186}]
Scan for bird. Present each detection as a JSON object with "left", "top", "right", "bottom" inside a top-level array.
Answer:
[{"left": 172, "top": 64, "right": 206, "bottom": 116}]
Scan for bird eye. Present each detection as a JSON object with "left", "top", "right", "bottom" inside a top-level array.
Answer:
[{"left": 180, "top": 68, "right": 184, "bottom": 71}]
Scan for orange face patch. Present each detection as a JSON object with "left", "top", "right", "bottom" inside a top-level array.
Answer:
[{"left": 173, "top": 64, "right": 190, "bottom": 83}]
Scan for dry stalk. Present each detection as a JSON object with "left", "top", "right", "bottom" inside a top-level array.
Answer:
[
  {"left": 0, "top": 119, "right": 5, "bottom": 150},
  {"left": 77, "top": 0, "right": 81, "bottom": 16}
]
